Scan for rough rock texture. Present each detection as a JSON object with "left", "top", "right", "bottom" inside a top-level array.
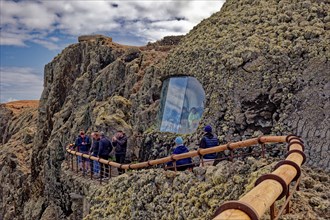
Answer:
[
  {"left": 2, "top": 0, "right": 330, "bottom": 219},
  {"left": 84, "top": 158, "right": 330, "bottom": 220},
  {"left": 141, "top": 0, "right": 330, "bottom": 170},
  {"left": 24, "top": 38, "right": 174, "bottom": 219},
  {"left": 0, "top": 101, "right": 38, "bottom": 220}
]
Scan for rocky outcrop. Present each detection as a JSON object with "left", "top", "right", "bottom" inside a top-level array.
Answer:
[
  {"left": 3, "top": 0, "right": 329, "bottom": 219},
  {"left": 145, "top": 35, "right": 184, "bottom": 51},
  {"left": 84, "top": 158, "right": 330, "bottom": 220},
  {"left": 24, "top": 36, "right": 173, "bottom": 219},
  {"left": 0, "top": 105, "right": 12, "bottom": 144},
  {"left": 142, "top": 0, "right": 330, "bottom": 170},
  {"left": 0, "top": 101, "right": 38, "bottom": 220}
]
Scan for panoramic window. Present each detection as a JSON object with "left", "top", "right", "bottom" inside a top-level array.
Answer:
[{"left": 158, "top": 76, "right": 205, "bottom": 134}]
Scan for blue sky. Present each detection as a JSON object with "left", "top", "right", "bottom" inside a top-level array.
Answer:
[{"left": 0, "top": 0, "right": 224, "bottom": 103}]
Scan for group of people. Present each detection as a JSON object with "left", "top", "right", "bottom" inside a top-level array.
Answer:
[
  {"left": 74, "top": 130, "right": 128, "bottom": 179},
  {"left": 167, "top": 125, "right": 219, "bottom": 171},
  {"left": 73, "top": 125, "right": 219, "bottom": 176}
]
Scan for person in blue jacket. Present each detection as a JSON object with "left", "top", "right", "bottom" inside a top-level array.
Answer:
[
  {"left": 199, "top": 125, "right": 219, "bottom": 166},
  {"left": 75, "top": 130, "right": 91, "bottom": 172},
  {"left": 167, "top": 136, "right": 192, "bottom": 171}
]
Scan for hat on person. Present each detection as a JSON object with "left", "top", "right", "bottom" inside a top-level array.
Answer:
[
  {"left": 204, "top": 125, "right": 212, "bottom": 133},
  {"left": 174, "top": 136, "right": 184, "bottom": 145}
]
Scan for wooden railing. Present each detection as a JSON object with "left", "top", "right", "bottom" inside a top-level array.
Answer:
[
  {"left": 66, "top": 135, "right": 286, "bottom": 170},
  {"left": 65, "top": 135, "right": 305, "bottom": 220},
  {"left": 213, "top": 135, "right": 305, "bottom": 220}
]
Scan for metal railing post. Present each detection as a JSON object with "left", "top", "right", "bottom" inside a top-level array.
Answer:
[
  {"left": 71, "top": 154, "right": 74, "bottom": 171},
  {"left": 197, "top": 149, "right": 204, "bottom": 167},
  {"left": 76, "top": 153, "right": 79, "bottom": 173},
  {"left": 99, "top": 159, "right": 102, "bottom": 184},
  {"left": 109, "top": 164, "right": 112, "bottom": 179},
  {"left": 174, "top": 161, "right": 177, "bottom": 172},
  {"left": 82, "top": 154, "right": 85, "bottom": 176},
  {"left": 261, "top": 144, "right": 265, "bottom": 158},
  {"left": 270, "top": 203, "right": 276, "bottom": 220},
  {"left": 230, "top": 150, "right": 234, "bottom": 162},
  {"left": 285, "top": 188, "right": 290, "bottom": 214}
]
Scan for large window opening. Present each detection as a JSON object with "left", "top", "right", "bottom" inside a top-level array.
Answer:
[{"left": 158, "top": 76, "right": 205, "bottom": 134}]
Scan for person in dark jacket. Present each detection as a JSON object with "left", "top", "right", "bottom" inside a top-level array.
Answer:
[
  {"left": 112, "top": 130, "right": 128, "bottom": 174},
  {"left": 90, "top": 132, "right": 100, "bottom": 176},
  {"left": 75, "top": 130, "right": 91, "bottom": 172},
  {"left": 167, "top": 136, "right": 192, "bottom": 171},
  {"left": 98, "top": 132, "right": 112, "bottom": 178},
  {"left": 199, "top": 125, "right": 219, "bottom": 166}
]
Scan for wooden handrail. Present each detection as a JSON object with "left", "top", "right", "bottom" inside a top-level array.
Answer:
[
  {"left": 66, "top": 135, "right": 304, "bottom": 219},
  {"left": 213, "top": 135, "right": 305, "bottom": 220},
  {"left": 66, "top": 135, "right": 287, "bottom": 170}
]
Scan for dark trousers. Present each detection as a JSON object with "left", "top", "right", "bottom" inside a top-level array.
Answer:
[
  {"left": 99, "top": 155, "right": 109, "bottom": 178},
  {"left": 176, "top": 165, "right": 192, "bottom": 171},
  {"left": 90, "top": 153, "right": 98, "bottom": 175},
  {"left": 115, "top": 154, "right": 125, "bottom": 174}
]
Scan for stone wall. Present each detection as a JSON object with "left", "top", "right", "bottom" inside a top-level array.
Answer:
[{"left": 78, "top": 35, "right": 112, "bottom": 43}]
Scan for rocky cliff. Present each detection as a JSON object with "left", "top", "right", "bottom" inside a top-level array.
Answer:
[
  {"left": 161, "top": 0, "right": 330, "bottom": 170},
  {"left": 24, "top": 36, "right": 178, "bottom": 219},
  {"left": 0, "top": 101, "right": 38, "bottom": 219},
  {"left": 1, "top": 0, "right": 329, "bottom": 219}
]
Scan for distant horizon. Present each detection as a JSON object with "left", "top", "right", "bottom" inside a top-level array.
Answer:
[{"left": 0, "top": 1, "right": 225, "bottom": 103}]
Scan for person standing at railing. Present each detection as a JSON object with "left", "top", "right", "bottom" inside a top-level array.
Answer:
[
  {"left": 75, "top": 130, "right": 91, "bottom": 173},
  {"left": 188, "top": 107, "right": 200, "bottom": 132},
  {"left": 98, "top": 132, "right": 112, "bottom": 179},
  {"left": 199, "top": 125, "right": 219, "bottom": 166},
  {"left": 112, "top": 130, "right": 128, "bottom": 174},
  {"left": 167, "top": 136, "right": 192, "bottom": 171},
  {"left": 90, "top": 132, "right": 100, "bottom": 177}
]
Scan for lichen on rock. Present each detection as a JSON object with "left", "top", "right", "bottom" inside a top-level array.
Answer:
[{"left": 84, "top": 158, "right": 330, "bottom": 220}]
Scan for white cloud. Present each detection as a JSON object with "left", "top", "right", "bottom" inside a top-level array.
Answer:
[
  {"left": 0, "top": 67, "right": 43, "bottom": 103},
  {"left": 0, "top": 0, "right": 224, "bottom": 48},
  {"left": 5, "top": 97, "right": 18, "bottom": 103},
  {"left": 31, "top": 39, "right": 60, "bottom": 50}
]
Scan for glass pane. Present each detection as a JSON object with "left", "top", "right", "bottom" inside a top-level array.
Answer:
[
  {"left": 160, "top": 77, "right": 188, "bottom": 133},
  {"left": 159, "top": 76, "right": 205, "bottom": 134}
]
